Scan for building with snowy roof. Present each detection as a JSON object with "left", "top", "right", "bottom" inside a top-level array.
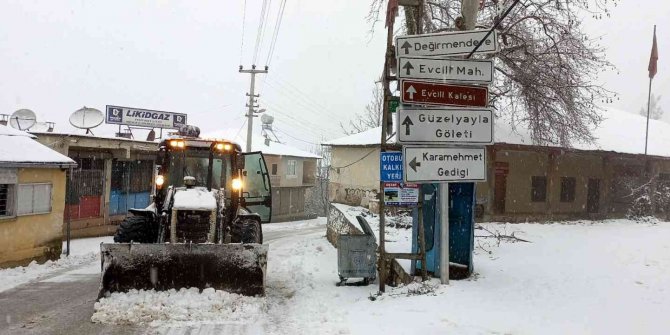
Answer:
[
  {"left": 323, "top": 108, "right": 670, "bottom": 222},
  {"left": 30, "top": 131, "right": 159, "bottom": 238},
  {"left": 205, "top": 134, "right": 323, "bottom": 222},
  {"left": 0, "top": 125, "right": 76, "bottom": 267}
]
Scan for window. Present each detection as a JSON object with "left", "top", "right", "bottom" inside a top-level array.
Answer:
[
  {"left": 531, "top": 176, "right": 547, "bottom": 202},
  {"left": 560, "top": 177, "right": 576, "bottom": 202},
  {"left": 0, "top": 184, "right": 15, "bottom": 217},
  {"left": 287, "top": 160, "right": 297, "bottom": 176},
  {"left": 17, "top": 183, "right": 52, "bottom": 216},
  {"left": 271, "top": 163, "right": 278, "bottom": 175},
  {"left": 0, "top": 168, "right": 17, "bottom": 217}
]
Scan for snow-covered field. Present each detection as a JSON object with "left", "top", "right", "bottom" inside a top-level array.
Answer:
[
  {"left": 89, "top": 215, "right": 670, "bottom": 334},
  {"left": 0, "top": 236, "right": 112, "bottom": 292},
  {"left": 4, "top": 217, "right": 670, "bottom": 334}
]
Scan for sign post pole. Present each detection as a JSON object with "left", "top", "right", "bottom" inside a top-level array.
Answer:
[{"left": 439, "top": 183, "right": 449, "bottom": 284}]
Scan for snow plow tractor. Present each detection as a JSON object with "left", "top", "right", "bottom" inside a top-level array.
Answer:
[{"left": 99, "top": 127, "right": 272, "bottom": 298}]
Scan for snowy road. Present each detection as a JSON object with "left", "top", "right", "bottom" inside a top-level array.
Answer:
[{"left": 0, "top": 222, "right": 325, "bottom": 335}]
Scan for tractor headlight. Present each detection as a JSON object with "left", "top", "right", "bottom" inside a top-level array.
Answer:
[
  {"left": 169, "top": 140, "right": 185, "bottom": 149},
  {"left": 232, "top": 178, "right": 243, "bottom": 190},
  {"left": 214, "top": 142, "right": 232, "bottom": 151},
  {"left": 156, "top": 174, "right": 165, "bottom": 187}
]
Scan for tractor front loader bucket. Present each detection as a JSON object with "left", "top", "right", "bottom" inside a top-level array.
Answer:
[{"left": 98, "top": 243, "right": 268, "bottom": 299}]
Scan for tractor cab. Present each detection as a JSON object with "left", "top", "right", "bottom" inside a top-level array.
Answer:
[{"left": 154, "top": 136, "right": 272, "bottom": 223}]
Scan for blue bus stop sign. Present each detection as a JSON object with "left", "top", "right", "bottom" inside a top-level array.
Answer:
[{"left": 380, "top": 152, "right": 403, "bottom": 182}]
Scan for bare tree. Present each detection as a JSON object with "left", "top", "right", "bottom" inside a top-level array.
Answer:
[
  {"left": 367, "top": 0, "right": 618, "bottom": 146},
  {"left": 340, "top": 80, "right": 384, "bottom": 135},
  {"left": 639, "top": 94, "right": 663, "bottom": 120}
]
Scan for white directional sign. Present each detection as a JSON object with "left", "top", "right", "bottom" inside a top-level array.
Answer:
[
  {"left": 396, "top": 30, "right": 499, "bottom": 57},
  {"left": 397, "top": 108, "right": 494, "bottom": 145},
  {"left": 398, "top": 56, "right": 493, "bottom": 84},
  {"left": 403, "top": 146, "right": 486, "bottom": 183}
]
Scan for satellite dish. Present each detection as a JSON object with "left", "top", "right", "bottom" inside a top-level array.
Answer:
[
  {"left": 10, "top": 109, "right": 37, "bottom": 130},
  {"left": 30, "top": 122, "right": 51, "bottom": 132},
  {"left": 261, "top": 114, "right": 274, "bottom": 124},
  {"left": 69, "top": 106, "right": 103, "bottom": 135}
]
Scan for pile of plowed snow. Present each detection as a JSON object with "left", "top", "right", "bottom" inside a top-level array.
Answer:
[{"left": 91, "top": 288, "right": 266, "bottom": 326}]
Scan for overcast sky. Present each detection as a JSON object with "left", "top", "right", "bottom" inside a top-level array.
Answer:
[{"left": 0, "top": 1, "right": 667, "bottom": 150}]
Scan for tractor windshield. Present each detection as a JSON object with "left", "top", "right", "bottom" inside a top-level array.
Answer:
[{"left": 167, "top": 150, "right": 232, "bottom": 190}]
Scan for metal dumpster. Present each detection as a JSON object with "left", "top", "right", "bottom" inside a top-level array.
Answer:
[{"left": 337, "top": 216, "right": 377, "bottom": 286}]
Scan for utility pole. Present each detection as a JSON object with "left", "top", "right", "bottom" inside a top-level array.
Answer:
[{"left": 239, "top": 65, "right": 268, "bottom": 152}]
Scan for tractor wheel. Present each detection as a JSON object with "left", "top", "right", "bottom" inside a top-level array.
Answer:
[
  {"left": 114, "top": 216, "right": 157, "bottom": 243},
  {"left": 231, "top": 218, "right": 262, "bottom": 244}
]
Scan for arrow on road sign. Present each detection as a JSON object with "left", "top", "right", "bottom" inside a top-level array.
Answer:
[
  {"left": 406, "top": 85, "right": 417, "bottom": 99},
  {"left": 401, "top": 116, "right": 414, "bottom": 135},
  {"left": 409, "top": 157, "right": 421, "bottom": 172},
  {"left": 402, "top": 61, "right": 414, "bottom": 75},
  {"left": 400, "top": 41, "right": 412, "bottom": 54},
  {"left": 401, "top": 80, "right": 488, "bottom": 107}
]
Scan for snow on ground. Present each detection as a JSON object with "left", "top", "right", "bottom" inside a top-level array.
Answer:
[
  {"left": 91, "top": 288, "right": 266, "bottom": 329},
  {"left": 0, "top": 236, "right": 111, "bottom": 292},
  {"left": 90, "top": 216, "right": 670, "bottom": 334},
  {"left": 263, "top": 217, "right": 328, "bottom": 233}
]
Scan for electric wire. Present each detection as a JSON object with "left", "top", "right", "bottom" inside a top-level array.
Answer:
[
  {"left": 234, "top": 119, "right": 248, "bottom": 140},
  {"left": 261, "top": 80, "right": 343, "bottom": 127},
  {"left": 330, "top": 148, "right": 377, "bottom": 169},
  {"left": 274, "top": 127, "right": 320, "bottom": 145},
  {"left": 257, "top": 0, "right": 273, "bottom": 63},
  {"left": 265, "top": 0, "right": 287, "bottom": 66},
  {"left": 220, "top": 84, "right": 339, "bottom": 140},
  {"left": 259, "top": 98, "right": 342, "bottom": 138},
  {"left": 267, "top": 75, "right": 338, "bottom": 117},
  {"left": 253, "top": 0, "right": 270, "bottom": 65},
  {"left": 239, "top": 0, "right": 248, "bottom": 64}
]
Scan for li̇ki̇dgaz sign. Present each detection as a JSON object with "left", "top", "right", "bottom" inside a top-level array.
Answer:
[{"left": 105, "top": 105, "right": 187, "bottom": 129}]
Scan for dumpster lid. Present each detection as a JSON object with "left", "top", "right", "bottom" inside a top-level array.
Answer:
[{"left": 356, "top": 216, "right": 375, "bottom": 236}]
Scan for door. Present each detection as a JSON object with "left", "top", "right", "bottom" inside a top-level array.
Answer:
[
  {"left": 587, "top": 178, "right": 600, "bottom": 213},
  {"left": 494, "top": 162, "right": 508, "bottom": 214},
  {"left": 241, "top": 152, "right": 272, "bottom": 223}
]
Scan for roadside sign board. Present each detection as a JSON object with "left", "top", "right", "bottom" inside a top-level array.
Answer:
[
  {"left": 383, "top": 182, "right": 419, "bottom": 206},
  {"left": 397, "top": 56, "right": 493, "bottom": 84},
  {"left": 388, "top": 97, "right": 400, "bottom": 113},
  {"left": 400, "top": 80, "right": 488, "bottom": 107},
  {"left": 396, "top": 30, "right": 499, "bottom": 58},
  {"left": 397, "top": 107, "right": 493, "bottom": 144},
  {"left": 380, "top": 152, "right": 403, "bottom": 182},
  {"left": 106, "top": 105, "right": 187, "bottom": 129},
  {"left": 403, "top": 146, "right": 486, "bottom": 183}
]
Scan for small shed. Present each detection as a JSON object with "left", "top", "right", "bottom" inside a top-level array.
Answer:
[{"left": 0, "top": 125, "right": 76, "bottom": 267}]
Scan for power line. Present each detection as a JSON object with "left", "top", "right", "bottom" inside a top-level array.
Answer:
[
  {"left": 274, "top": 127, "right": 320, "bottom": 145},
  {"left": 257, "top": 0, "right": 273, "bottom": 64},
  {"left": 260, "top": 98, "right": 341, "bottom": 138},
  {"left": 264, "top": 104, "right": 339, "bottom": 139},
  {"left": 330, "top": 148, "right": 377, "bottom": 169},
  {"left": 239, "top": 0, "right": 248, "bottom": 64},
  {"left": 265, "top": 0, "right": 287, "bottom": 66},
  {"left": 218, "top": 84, "right": 339, "bottom": 140},
  {"left": 252, "top": 0, "right": 269, "bottom": 65},
  {"left": 261, "top": 80, "right": 342, "bottom": 127},
  {"left": 267, "top": 75, "right": 338, "bottom": 115},
  {"left": 234, "top": 119, "right": 248, "bottom": 140}
]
